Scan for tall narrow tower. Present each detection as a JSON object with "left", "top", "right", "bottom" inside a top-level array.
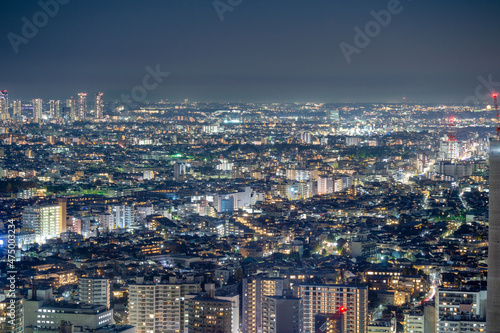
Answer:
[
  {"left": 33, "top": 98, "right": 43, "bottom": 121},
  {"left": 488, "top": 93, "right": 500, "bottom": 332},
  {"left": 95, "top": 92, "right": 103, "bottom": 119},
  {"left": 0, "top": 90, "right": 8, "bottom": 120},
  {"left": 77, "top": 93, "right": 87, "bottom": 121},
  {"left": 66, "top": 97, "right": 76, "bottom": 122}
]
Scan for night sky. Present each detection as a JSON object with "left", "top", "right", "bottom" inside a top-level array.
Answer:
[{"left": 1, "top": 0, "right": 500, "bottom": 103}]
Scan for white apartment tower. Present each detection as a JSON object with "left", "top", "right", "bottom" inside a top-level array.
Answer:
[
  {"left": 128, "top": 283, "right": 200, "bottom": 333},
  {"left": 78, "top": 277, "right": 111, "bottom": 309}
]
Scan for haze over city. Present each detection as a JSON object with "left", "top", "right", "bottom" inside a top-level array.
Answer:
[{"left": 1, "top": 0, "right": 500, "bottom": 103}]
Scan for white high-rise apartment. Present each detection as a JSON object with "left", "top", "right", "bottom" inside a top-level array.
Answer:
[
  {"left": 435, "top": 288, "right": 486, "bottom": 333},
  {"left": 49, "top": 100, "right": 60, "bottom": 118},
  {"left": 112, "top": 205, "right": 135, "bottom": 229},
  {"left": 22, "top": 200, "right": 66, "bottom": 244},
  {"left": 13, "top": 100, "right": 21, "bottom": 120},
  {"left": 95, "top": 92, "right": 104, "bottom": 119},
  {"left": 128, "top": 283, "right": 200, "bottom": 333},
  {"left": 78, "top": 277, "right": 111, "bottom": 309},
  {"left": 77, "top": 93, "right": 87, "bottom": 121},
  {"left": 33, "top": 98, "right": 43, "bottom": 121}
]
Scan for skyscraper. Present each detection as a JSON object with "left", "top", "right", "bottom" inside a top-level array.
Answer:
[
  {"left": 13, "top": 100, "right": 21, "bottom": 120},
  {"left": 49, "top": 100, "right": 60, "bottom": 119},
  {"left": 77, "top": 93, "right": 87, "bottom": 121},
  {"left": 488, "top": 138, "right": 500, "bottom": 333},
  {"left": 0, "top": 90, "right": 8, "bottom": 120},
  {"left": 66, "top": 97, "right": 76, "bottom": 122},
  {"left": 95, "top": 92, "right": 104, "bottom": 119},
  {"left": 32, "top": 98, "right": 43, "bottom": 121}
]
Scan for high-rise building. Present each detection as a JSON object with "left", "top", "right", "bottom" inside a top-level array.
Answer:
[
  {"left": 187, "top": 297, "right": 234, "bottom": 333},
  {"left": 99, "top": 214, "right": 115, "bottom": 230},
  {"left": 49, "top": 100, "right": 60, "bottom": 119},
  {"left": 0, "top": 298, "right": 23, "bottom": 333},
  {"left": 436, "top": 288, "right": 486, "bottom": 332},
  {"left": 66, "top": 97, "right": 76, "bottom": 122},
  {"left": 489, "top": 138, "right": 500, "bottom": 333},
  {"left": 33, "top": 98, "right": 43, "bottom": 121},
  {"left": 12, "top": 100, "right": 21, "bottom": 120},
  {"left": 174, "top": 163, "right": 187, "bottom": 179},
  {"left": 242, "top": 276, "right": 289, "bottom": 333},
  {"left": 318, "top": 177, "right": 334, "bottom": 195},
  {"left": 262, "top": 296, "right": 302, "bottom": 333},
  {"left": 0, "top": 90, "right": 8, "bottom": 120},
  {"left": 111, "top": 204, "right": 135, "bottom": 229},
  {"left": 294, "top": 284, "right": 368, "bottom": 333},
  {"left": 22, "top": 199, "right": 67, "bottom": 244},
  {"left": 95, "top": 92, "right": 104, "bottom": 119},
  {"left": 77, "top": 93, "right": 87, "bottom": 121},
  {"left": 78, "top": 277, "right": 111, "bottom": 310},
  {"left": 128, "top": 283, "right": 200, "bottom": 333}
]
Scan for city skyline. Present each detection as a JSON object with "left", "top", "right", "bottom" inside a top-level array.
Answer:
[{"left": 1, "top": 1, "right": 500, "bottom": 103}]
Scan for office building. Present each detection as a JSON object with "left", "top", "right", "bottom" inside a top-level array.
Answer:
[
  {"left": 128, "top": 283, "right": 200, "bottom": 333},
  {"left": 78, "top": 277, "right": 111, "bottom": 310},
  {"left": 24, "top": 300, "right": 113, "bottom": 333},
  {"left": 262, "top": 296, "right": 302, "bottom": 333},
  {"left": 12, "top": 100, "right": 21, "bottom": 120},
  {"left": 77, "top": 93, "right": 87, "bottom": 121},
  {"left": 33, "top": 98, "right": 42, "bottom": 121},
  {"left": 66, "top": 97, "right": 76, "bottom": 121},
  {"left": 95, "top": 92, "right": 104, "bottom": 119},
  {"left": 242, "top": 277, "right": 289, "bottom": 333},
  {"left": 294, "top": 284, "right": 368, "bottom": 333},
  {"left": 49, "top": 100, "right": 60, "bottom": 119}
]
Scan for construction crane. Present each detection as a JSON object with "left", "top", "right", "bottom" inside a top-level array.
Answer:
[
  {"left": 494, "top": 93, "right": 499, "bottom": 138},
  {"left": 315, "top": 307, "right": 347, "bottom": 333}
]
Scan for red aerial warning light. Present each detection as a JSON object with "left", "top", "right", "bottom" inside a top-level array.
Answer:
[
  {"left": 493, "top": 93, "right": 498, "bottom": 98},
  {"left": 339, "top": 306, "right": 347, "bottom": 312}
]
